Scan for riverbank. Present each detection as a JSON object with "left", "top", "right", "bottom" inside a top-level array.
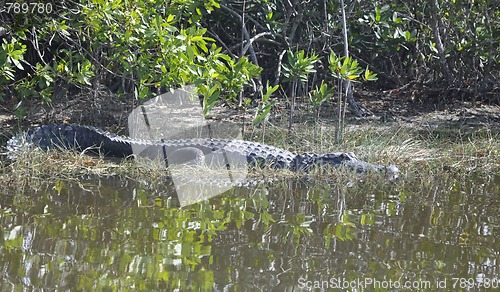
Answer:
[
  {"left": 0, "top": 117, "right": 498, "bottom": 194},
  {"left": 0, "top": 88, "right": 498, "bottom": 193}
]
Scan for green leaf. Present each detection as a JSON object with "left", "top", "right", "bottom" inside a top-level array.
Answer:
[
  {"left": 364, "top": 67, "right": 378, "bottom": 81},
  {"left": 191, "top": 36, "right": 204, "bottom": 42},
  {"left": 11, "top": 58, "right": 24, "bottom": 70}
]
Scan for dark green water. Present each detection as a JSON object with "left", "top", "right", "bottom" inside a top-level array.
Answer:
[{"left": 1, "top": 173, "right": 499, "bottom": 291}]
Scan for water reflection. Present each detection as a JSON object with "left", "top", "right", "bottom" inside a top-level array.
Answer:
[{"left": 0, "top": 174, "right": 499, "bottom": 290}]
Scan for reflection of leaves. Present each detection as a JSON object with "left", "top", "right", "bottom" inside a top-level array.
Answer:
[
  {"left": 281, "top": 214, "right": 313, "bottom": 244},
  {"left": 259, "top": 211, "right": 276, "bottom": 227},
  {"left": 323, "top": 223, "right": 356, "bottom": 241},
  {"left": 232, "top": 209, "right": 255, "bottom": 229},
  {"left": 4, "top": 231, "right": 23, "bottom": 251},
  {"left": 252, "top": 188, "right": 276, "bottom": 227},
  {"left": 119, "top": 253, "right": 132, "bottom": 274},
  {"left": 337, "top": 224, "right": 356, "bottom": 241},
  {"left": 323, "top": 213, "right": 357, "bottom": 242},
  {"left": 360, "top": 213, "right": 375, "bottom": 226},
  {"left": 53, "top": 180, "right": 64, "bottom": 195}
]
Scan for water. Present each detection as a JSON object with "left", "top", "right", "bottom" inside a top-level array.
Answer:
[{"left": 0, "top": 173, "right": 499, "bottom": 291}]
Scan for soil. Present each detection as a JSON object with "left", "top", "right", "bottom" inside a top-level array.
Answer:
[
  {"left": 0, "top": 86, "right": 499, "bottom": 141},
  {"left": 1, "top": 86, "right": 132, "bottom": 137},
  {"left": 353, "top": 88, "right": 500, "bottom": 132}
]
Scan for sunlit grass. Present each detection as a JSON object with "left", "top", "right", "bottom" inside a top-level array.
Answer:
[
  {"left": 247, "top": 120, "right": 498, "bottom": 180},
  {"left": 1, "top": 119, "right": 498, "bottom": 194}
]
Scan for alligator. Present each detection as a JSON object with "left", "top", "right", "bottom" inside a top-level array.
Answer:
[{"left": 7, "top": 123, "right": 399, "bottom": 178}]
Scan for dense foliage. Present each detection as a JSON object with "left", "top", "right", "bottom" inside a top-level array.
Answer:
[
  {"left": 0, "top": 0, "right": 260, "bottom": 108},
  {"left": 1, "top": 0, "right": 498, "bottom": 112},
  {"left": 206, "top": 0, "right": 499, "bottom": 100}
]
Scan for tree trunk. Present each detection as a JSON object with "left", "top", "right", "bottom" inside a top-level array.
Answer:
[
  {"left": 429, "top": 0, "right": 454, "bottom": 86},
  {"left": 288, "top": 81, "right": 297, "bottom": 133}
]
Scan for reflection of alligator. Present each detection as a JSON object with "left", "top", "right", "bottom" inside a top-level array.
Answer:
[{"left": 7, "top": 124, "right": 398, "bottom": 178}]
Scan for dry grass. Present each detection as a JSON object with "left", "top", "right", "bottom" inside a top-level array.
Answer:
[
  {"left": 1, "top": 120, "right": 498, "bottom": 194},
  {"left": 247, "top": 120, "right": 499, "bottom": 179}
]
